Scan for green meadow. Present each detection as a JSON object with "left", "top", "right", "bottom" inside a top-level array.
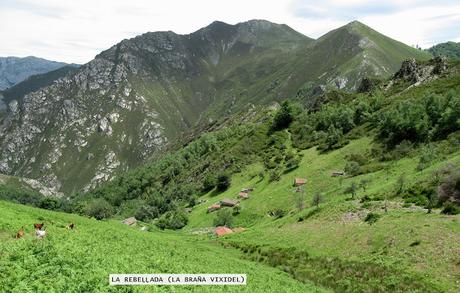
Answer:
[{"left": 0, "top": 200, "right": 325, "bottom": 292}]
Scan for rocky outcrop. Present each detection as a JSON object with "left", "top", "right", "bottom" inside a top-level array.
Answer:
[{"left": 394, "top": 57, "right": 448, "bottom": 84}]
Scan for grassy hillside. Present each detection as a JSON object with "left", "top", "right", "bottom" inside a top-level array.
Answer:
[
  {"left": 0, "top": 200, "right": 325, "bottom": 292},
  {"left": 186, "top": 137, "right": 460, "bottom": 292}
]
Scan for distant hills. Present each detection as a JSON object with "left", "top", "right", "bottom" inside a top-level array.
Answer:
[
  {"left": 428, "top": 41, "right": 460, "bottom": 59},
  {"left": 0, "top": 20, "right": 432, "bottom": 194},
  {"left": 0, "top": 56, "right": 70, "bottom": 90},
  {"left": 1, "top": 65, "right": 78, "bottom": 107}
]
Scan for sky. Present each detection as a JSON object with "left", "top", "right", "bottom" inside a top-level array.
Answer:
[{"left": 0, "top": 0, "right": 459, "bottom": 64}]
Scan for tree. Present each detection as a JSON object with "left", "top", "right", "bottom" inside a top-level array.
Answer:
[
  {"left": 396, "top": 174, "right": 406, "bottom": 195},
  {"left": 345, "top": 182, "right": 358, "bottom": 199},
  {"left": 135, "top": 205, "right": 159, "bottom": 221},
  {"left": 38, "top": 197, "right": 60, "bottom": 210},
  {"left": 312, "top": 193, "right": 324, "bottom": 208},
  {"left": 345, "top": 161, "right": 361, "bottom": 177},
  {"left": 216, "top": 173, "right": 231, "bottom": 191},
  {"left": 271, "top": 101, "right": 293, "bottom": 131},
  {"left": 202, "top": 173, "right": 217, "bottom": 192},
  {"left": 85, "top": 198, "right": 114, "bottom": 220},
  {"left": 359, "top": 179, "right": 370, "bottom": 192},
  {"left": 213, "top": 209, "right": 234, "bottom": 227},
  {"left": 294, "top": 186, "right": 306, "bottom": 211},
  {"left": 156, "top": 210, "right": 188, "bottom": 230}
]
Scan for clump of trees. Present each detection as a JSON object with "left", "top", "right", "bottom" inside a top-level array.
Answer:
[
  {"left": 156, "top": 210, "right": 188, "bottom": 230},
  {"left": 85, "top": 198, "right": 114, "bottom": 220},
  {"left": 377, "top": 91, "right": 460, "bottom": 146}
]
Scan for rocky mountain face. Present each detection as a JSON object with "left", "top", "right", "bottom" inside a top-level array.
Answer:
[
  {"left": 1, "top": 65, "right": 79, "bottom": 107},
  {"left": 0, "top": 56, "right": 68, "bottom": 90},
  {"left": 0, "top": 20, "right": 431, "bottom": 195}
]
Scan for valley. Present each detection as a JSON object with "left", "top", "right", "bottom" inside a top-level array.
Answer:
[{"left": 0, "top": 17, "right": 459, "bottom": 293}]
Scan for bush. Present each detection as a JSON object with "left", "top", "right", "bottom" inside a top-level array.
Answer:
[
  {"left": 345, "top": 182, "right": 358, "bottom": 199},
  {"left": 345, "top": 161, "right": 361, "bottom": 177},
  {"left": 271, "top": 101, "right": 293, "bottom": 131},
  {"left": 311, "top": 193, "right": 324, "bottom": 208},
  {"left": 378, "top": 101, "right": 430, "bottom": 145},
  {"left": 214, "top": 209, "right": 234, "bottom": 227},
  {"left": 437, "top": 169, "right": 460, "bottom": 204},
  {"left": 85, "top": 198, "right": 114, "bottom": 220},
  {"left": 38, "top": 197, "right": 61, "bottom": 210},
  {"left": 268, "top": 208, "right": 286, "bottom": 219},
  {"left": 202, "top": 173, "right": 217, "bottom": 192},
  {"left": 135, "top": 205, "right": 159, "bottom": 221},
  {"left": 403, "top": 183, "right": 436, "bottom": 208},
  {"left": 156, "top": 210, "right": 188, "bottom": 230},
  {"left": 269, "top": 168, "right": 282, "bottom": 182},
  {"left": 232, "top": 205, "right": 242, "bottom": 216},
  {"left": 216, "top": 173, "right": 231, "bottom": 191},
  {"left": 364, "top": 213, "right": 381, "bottom": 225},
  {"left": 285, "top": 151, "right": 301, "bottom": 170},
  {"left": 441, "top": 203, "right": 460, "bottom": 215}
]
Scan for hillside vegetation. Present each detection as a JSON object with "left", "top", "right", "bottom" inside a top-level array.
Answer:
[
  {"left": 0, "top": 200, "right": 325, "bottom": 292},
  {"left": 428, "top": 42, "right": 460, "bottom": 59}
]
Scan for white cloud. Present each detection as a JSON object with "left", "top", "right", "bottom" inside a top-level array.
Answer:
[{"left": 0, "top": 0, "right": 459, "bottom": 64}]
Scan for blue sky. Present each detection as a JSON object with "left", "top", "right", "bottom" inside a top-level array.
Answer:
[{"left": 0, "top": 0, "right": 459, "bottom": 63}]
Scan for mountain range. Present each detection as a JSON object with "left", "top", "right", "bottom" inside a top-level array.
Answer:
[
  {"left": 0, "top": 56, "right": 69, "bottom": 90},
  {"left": 0, "top": 19, "right": 431, "bottom": 194}
]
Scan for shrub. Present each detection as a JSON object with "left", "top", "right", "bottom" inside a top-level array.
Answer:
[
  {"left": 294, "top": 188, "right": 306, "bottom": 211},
  {"left": 285, "top": 152, "right": 301, "bottom": 170},
  {"left": 395, "top": 174, "right": 406, "bottom": 195},
  {"left": 378, "top": 101, "right": 430, "bottom": 145},
  {"left": 403, "top": 183, "right": 435, "bottom": 207},
  {"left": 156, "top": 210, "right": 188, "bottom": 230},
  {"left": 409, "top": 240, "right": 421, "bottom": 247},
  {"left": 345, "top": 182, "right": 358, "bottom": 199},
  {"left": 85, "top": 198, "right": 114, "bottom": 220},
  {"left": 216, "top": 173, "right": 231, "bottom": 191},
  {"left": 311, "top": 193, "right": 324, "bottom": 208},
  {"left": 323, "top": 125, "right": 344, "bottom": 150},
  {"left": 271, "top": 101, "right": 293, "bottom": 131},
  {"left": 345, "top": 161, "right": 361, "bottom": 177},
  {"left": 38, "top": 197, "right": 61, "bottom": 210},
  {"left": 437, "top": 169, "right": 460, "bottom": 204},
  {"left": 268, "top": 208, "right": 286, "bottom": 219},
  {"left": 202, "top": 173, "right": 217, "bottom": 192},
  {"left": 135, "top": 205, "right": 159, "bottom": 221},
  {"left": 441, "top": 203, "right": 460, "bottom": 215},
  {"left": 214, "top": 209, "right": 234, "bottom": 227},
  {"left": 269, "top": 168, "right": 282, "bottom": 182},
  {"left": 417, "top": 144, "right": 437, "bottom": 171},
  {"left": 364, "top": 213, "right": 380, "bottom": 225},
  {"left": 232, "top": 205, "right": 242, "bottom": 216}
]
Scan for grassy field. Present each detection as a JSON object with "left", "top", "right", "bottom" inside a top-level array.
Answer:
[
  {"left": 0, "top": 200, "right": 325, "bottom": 292},
  {"left": 1, "top": 136, "right": 459, "bottom": 292},
  {"left": 186, "top": 137, "right": 460, "bottom": 292}
]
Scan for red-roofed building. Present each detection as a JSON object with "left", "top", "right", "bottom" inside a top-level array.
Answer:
[
  {"left": 294, "top": 178, "right": 307, "bottom": 187},
  {"left": 215, "top": 226, "right": 233, "bottom": 237},
  {"left": 207, "top": 204, "right": 221, "bottom": 213}
]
